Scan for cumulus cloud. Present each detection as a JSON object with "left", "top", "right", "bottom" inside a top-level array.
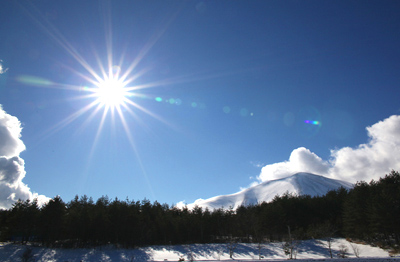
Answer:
[
  {"left": 259, "top": 115, "right": 400, "bottom": 183},
  {"left": 259, "top": 147, "right": 330, "bottom": 181},
  {"left": 0, "top": 105, "right": 48, "bottom": 209},
  {"left": 0, "top": 60, "right": 8, "bottom": 74}
]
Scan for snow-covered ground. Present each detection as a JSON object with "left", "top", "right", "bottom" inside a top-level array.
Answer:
[{"left": 0, "top": 238, "right": 398, "bottom": 262}]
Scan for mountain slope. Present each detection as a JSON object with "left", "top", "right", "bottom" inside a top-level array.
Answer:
[{"left": 189, "top": 172, "right": 353, "bottom": 210}]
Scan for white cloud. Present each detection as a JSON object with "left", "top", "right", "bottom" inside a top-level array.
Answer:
[
  {"left": 0, "top": 105, "right": 49, "bottom": 209},
  {"left": 0, "top": 110, "right": 26, "bottom": 157},
  {"left": 259, "top": 115, "right": 400, "bottom": 183},
  {"left": 259, "top": 147, "right": 330, "bottom": 181},
  {"left": 175, "top": 200, "right": 187, "bottom": 209},
  {"left": 0, "top": 60, "right": 8, "bottom": 74}
]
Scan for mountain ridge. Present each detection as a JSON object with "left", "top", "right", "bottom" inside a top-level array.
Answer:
[{"left": 188, "top": 172, "right": 353, "bottom": 210}]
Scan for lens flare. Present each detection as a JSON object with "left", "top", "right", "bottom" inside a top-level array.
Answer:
[
  {"left": 304, "top": 120, "right": 321, "bottom": 125},
  {"left": 16, "top": 75, "right": 54, "bottom": 87}
]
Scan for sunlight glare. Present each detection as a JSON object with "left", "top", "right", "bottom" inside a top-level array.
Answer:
[{"left": 96, "top": 77, "right": 128, "bottom": 107}]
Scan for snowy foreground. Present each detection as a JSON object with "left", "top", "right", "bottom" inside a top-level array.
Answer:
[{"left": 0, "top": 238, "right": 399, "bottom": 262}]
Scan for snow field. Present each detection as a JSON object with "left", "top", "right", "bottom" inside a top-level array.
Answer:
[{"left": 0, "top": 238, "right": 398, "bottom": 262}]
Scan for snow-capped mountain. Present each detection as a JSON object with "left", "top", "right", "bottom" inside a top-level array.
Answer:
[{"left": 188, "top": 172, "right": 353, "bottom": 210}]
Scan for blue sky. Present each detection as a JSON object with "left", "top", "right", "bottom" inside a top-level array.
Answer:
[{"left": 1, "top": 0, "right": 400, "bottom": 208}]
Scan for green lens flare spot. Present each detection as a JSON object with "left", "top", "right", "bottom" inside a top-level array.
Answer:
[{"left": 240, "top": 108, "right": 249, "bottom": 117}]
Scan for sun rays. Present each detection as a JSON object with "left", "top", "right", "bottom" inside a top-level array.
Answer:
[
  {"left": 12, "top": 1, "right": 185, "bottom": 200},
  {"left": 16, "top": 2, "right": 171, "bottom": 144}
]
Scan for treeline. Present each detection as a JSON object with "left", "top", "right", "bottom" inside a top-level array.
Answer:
[{"left": 0, "top": 170, "right": 399, "bottom": 248}]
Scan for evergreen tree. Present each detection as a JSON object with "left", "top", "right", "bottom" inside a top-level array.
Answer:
[
  {"left": 8, "top": 199, "right": 40, "bottom": 243},
  {"left": 343, "top": 181, "right": 372, "bottom": 240},
  {"left": 369, "top": 171, "right": 400, "bottom": 245},
  {"left": 39, "top": 196, "right": 66, "bottom": 246}
]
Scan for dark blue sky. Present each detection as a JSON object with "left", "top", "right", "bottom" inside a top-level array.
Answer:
[{"left": 0, "top": 0, "right": 399, "bottom": 206}]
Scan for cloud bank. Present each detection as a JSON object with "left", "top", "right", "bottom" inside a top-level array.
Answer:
[
  {"left": 0, "top": 105, "right": 48, "bottom": 209},
  {"left": 259, "top": 115, "right": 400, "bottom": 183}
]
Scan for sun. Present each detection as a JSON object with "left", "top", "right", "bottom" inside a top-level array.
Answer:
[{"left": 95, "top": 76, "right": 129, "bottom": 108}]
